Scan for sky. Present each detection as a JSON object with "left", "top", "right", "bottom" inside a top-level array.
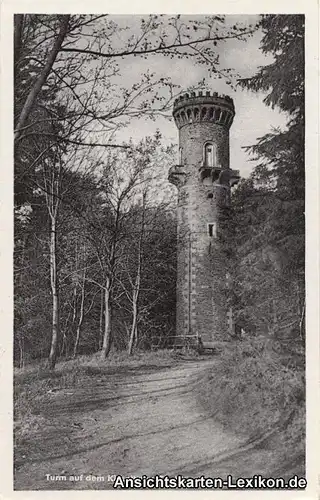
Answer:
[{"left": 109, "top": 15, "right": 288, "bottom": 179}]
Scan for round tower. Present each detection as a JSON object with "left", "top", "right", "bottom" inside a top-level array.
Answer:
[{"left": 169, "top": 90, "right": 240, "bottom": 345}]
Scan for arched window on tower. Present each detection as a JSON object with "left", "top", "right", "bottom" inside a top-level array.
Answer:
[
  {"left": 179, "top": 147, "right": 182, "bottom": 165},
  {"left": 203, "top": 142, "right": 216, "bottom": 167}
]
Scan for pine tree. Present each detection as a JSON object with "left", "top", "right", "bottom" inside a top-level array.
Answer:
[{"left": 231, "top": 15, "right": 305, "bottom": 340}]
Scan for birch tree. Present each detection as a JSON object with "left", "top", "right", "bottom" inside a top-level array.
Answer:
[{"left": 127, "top": 192, "right": 146, "bottom": 355}]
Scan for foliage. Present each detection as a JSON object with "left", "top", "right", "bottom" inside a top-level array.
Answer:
[
  {"left": 197, "top": 338, "right": 305, "bottom": 474},
  {"left": 227, "top": 15, "right": 305, "bottom": 338},
  {"left": 14, "top": 132, "right": 177, "bottom": 365},
  {"left": 200, "top": 18, "right": 306, "bottom": 474}
]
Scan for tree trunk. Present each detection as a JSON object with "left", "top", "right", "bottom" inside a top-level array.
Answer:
[
  {"left": 73, "top": 269, "right": 86, "bottom": 358},
  {"left": 60, "top": 332, "right": 67, "bottom": 358},
  {"left": 71, "top": 279, "right": 78, "bottom": 326},
  {"left": 99, "top": 287, "right": 104, "bottom": 350},
  {"left": 60, "top": 308, "right": 71, "bottom": 358},
  {"left": 299, "top": 299, "right": 305, "bottom": 340},
  {"left": 15, "top": 15, "right": 70, "bottom": 141},
  {"left": 128, "top": 193, "right": 145, "bottom": 355},
  {"left": 47, "top": 216, "right": 60, "bottom": 370},
  {"left": 14, "top": 14, "right": 24, "bottom": 73},
  {"left": 133, "top": 323, "right": 138, "bottom": 348},
  {"left": 101, "top": 278, "right": 113, "bottom": 358},
  {"left": 128, "top": 293, "right": 138, "bottom": 355},
  {"left": 18, "top": 335, "right": 24, "bottom": 369},
  {"left": 271, "top": 294, "right": 277, "bottom": 335}
]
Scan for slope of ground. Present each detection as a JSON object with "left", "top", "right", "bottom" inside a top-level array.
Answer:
[{"left": 14, "top": 350, "right": 304, "bottom": 490}]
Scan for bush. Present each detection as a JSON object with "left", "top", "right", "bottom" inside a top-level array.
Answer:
[{"left": 197, "top": 337, "right": 305, "bottom": 468}]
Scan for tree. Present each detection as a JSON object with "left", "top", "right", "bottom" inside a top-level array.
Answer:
[
  {"left": 13, "top": 14, "right": 257, "bottom": 367},
  {"left": 127, "top": 192, "right": 147, "bottom": 355},
  {"left": 117, "top": 191, "right": 177, "bottom": 354},
  {"left": 72, "top": 135, "right": 168, "bottom": 358},
  {"left": 14, "top": 15, "right": 256, "bottom": 155},
  {"left": 14, "top": 15, "right": 71, "bottom": 141},
  {"left": 231, "top": 15, "right": 305, "bottom": 340},
  {"left": 35, "top": 144, "right": 88, "bottom": 369}
]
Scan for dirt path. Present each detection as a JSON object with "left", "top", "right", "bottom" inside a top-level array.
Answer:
[{"left": 14, "top": 359, "right": 295, "bottom": 490}]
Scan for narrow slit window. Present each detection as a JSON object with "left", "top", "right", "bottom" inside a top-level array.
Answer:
[{"left": 208, "top": 223, "right": 216, "bottom": 237}]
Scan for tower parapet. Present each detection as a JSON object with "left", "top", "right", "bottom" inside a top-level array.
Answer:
[{"left": 173, "top": 90, "right": 235, "bottom": 130}]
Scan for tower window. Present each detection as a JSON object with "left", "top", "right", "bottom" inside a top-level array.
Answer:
[
  {"left": 204, "top": 142, "right": 216, "bottom": 167},
  {"left": 207, "top": 222, "right": 216, "bottom": 237},
  {"left": 179, "top": 147, "right": 182, "bottom": 165},
  {"left": 207, "top": 192, "right": 213, "bottom": 199}
]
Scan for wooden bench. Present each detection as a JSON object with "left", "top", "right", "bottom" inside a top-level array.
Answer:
[{"left": 200, "top": 341, "right": 217, "bottom": 354}]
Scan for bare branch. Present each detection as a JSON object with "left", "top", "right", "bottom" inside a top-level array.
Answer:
[
  {"left": 16, "top": 131, "right": 130, "bottom": 149},
  {"left": 60, "top": 29, "right": 255, "bottom": 60}
]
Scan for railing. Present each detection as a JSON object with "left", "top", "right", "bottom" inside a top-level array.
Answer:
[{"left": 167, "top": 335, "right": 202, "bottom": 349}]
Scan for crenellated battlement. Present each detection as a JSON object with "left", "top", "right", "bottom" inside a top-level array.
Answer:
[
  {"left": 173, "top": 90, "right": 234, "bottom": 108},
  {"left": 173, "top": 90, "right": 235, "bottom": 130}
]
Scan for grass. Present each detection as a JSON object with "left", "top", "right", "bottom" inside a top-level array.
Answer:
[{"left": 197, "top": 336, "right": 305, "bottom": 474}]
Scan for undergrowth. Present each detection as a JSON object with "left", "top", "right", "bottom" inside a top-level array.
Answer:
[{"left": 197, "top": 336, "right": 305, "bottom": 473}]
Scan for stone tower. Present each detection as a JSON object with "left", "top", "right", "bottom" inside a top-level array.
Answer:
[{"left": 168, "top": 90, "right": 240, "bottom": 344}]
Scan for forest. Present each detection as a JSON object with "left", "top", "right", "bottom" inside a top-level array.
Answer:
[{"left": 14, "top": 14, "right": 305, "bottom": 370}]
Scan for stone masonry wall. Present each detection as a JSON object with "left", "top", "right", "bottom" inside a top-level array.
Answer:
[{"left": 172, "top": 97, "right": 234, "bottom": 343}]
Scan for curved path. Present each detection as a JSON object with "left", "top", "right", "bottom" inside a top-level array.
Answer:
[{"left": 14, "top": 359, "right": 299, "bottom": 490}]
